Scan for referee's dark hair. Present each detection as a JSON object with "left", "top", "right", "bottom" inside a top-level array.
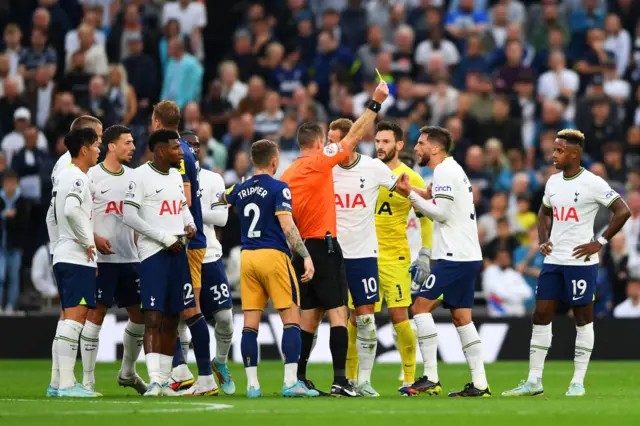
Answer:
[
  {"left": 376, "top": 121, "right": 403, "bottom": 142},
  {"left": 419, "top": 125, "right": 453, "bottom": 153},
  {"left": 103, "top": 125, "right": 131, "bottom": 145},
  {"left": 297, "top": 121, "right": 325, "bottom": 149},
  {"left": 65, "top": 127, "right": 99, "bottom": 158},
  {"left": 251, "top": 139, "right": 279, "bottom": 168},
  {"left": 557, "top": 129, "right": 585, "bottom": 149},
  {"left": 148, "top": 129, "right": 179, "bottom": 151}
]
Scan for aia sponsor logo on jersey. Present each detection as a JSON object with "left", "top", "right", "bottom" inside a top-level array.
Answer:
[
  {"left": 159, "top": 200, "right": 183, "bottom": 215},
  {"left": 335, "top": 193, "right": 366, "bottom": 208},
  {"left": 105, "top": 201, "right": 124, "bottom": 215},
  {"left": 553, "top": 206, "right": 579, "bottom": 222}
]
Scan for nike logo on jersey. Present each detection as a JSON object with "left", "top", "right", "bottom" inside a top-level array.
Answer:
[
  {"left": 101, "top": 189, "right": 110, "bottom": 194},
  {"left": 156, "top": 188, "right": 164, "bottom": 193}
]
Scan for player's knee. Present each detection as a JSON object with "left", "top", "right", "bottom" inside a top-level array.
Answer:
[
  {"left": 327, "top": 305, "right": 348, "bottom": 327},
  {"left": 531, "top": 310, "right": 552, "bottom": 326},
  {"left": 573, "top": 308, "right": 592, "bottom": 327},
  {"left": 86, "top": 305, "right": 108, "bottom": 325},
  {"left": 126, "top": 306, "right": 144, "bottom": 325},
  {"left": 451, "top": 308, "right": 472, "bottom": 327},
  {"left": 389, "top": 307, "right": 409, "bottom": 324},
  {"left": 163, "top": 314, "right": 179, "bottom": 331},
  {"left": 182, "top": 306, "right": 200, "bottom": 320},
  {"left": 64, "top": 306, "right": 88, "bottom": 324},
  {"left": 144, "top": 311, "right": 162, "bottom": 329},
  {"left": 214, "top": 308, "right": 233, "bottom": 331}
]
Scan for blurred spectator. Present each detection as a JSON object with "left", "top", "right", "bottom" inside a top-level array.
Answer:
[
  {"left": 252, "top": 18, "right": 277, "bottom": 72},
  {"left": 427, "top": 74, "right": 458, "bottom": 126},
  {"left": 483, "top": 95, "right": 523, "bottom": 152},
  {"left": 219, "top": 61, "right": 248, "bottom": 109},
  {"left": 254, "top": 91, "right": 283, "bottom": 138},
  {"left": 162, "top": 0, "right": 207, "bottom": 37},
  {"left": 160, "top": 37, "right": 203, "bottom": 109},
  {"left": 107, "top": 64, "right": 137, "bottom": 126},
  {"left": 198, "top": 122, "right": 226, "bottom": 174},
  {"left": 467, "top": 72, "right": 495, "bottom": 122},
  {"left": 159, "top": 19, "right": 183, "bottom": 73},
  {"left": 613, "top": 280, "right": 640, "bottom": 317},
  {"left": 529, "top": 0, "right": 569, "bottom": 52},
  {"left": 30, "top": 243, "right": 58, "bottom": 301},
  {"left": 445, "top": 0, "right": 488, "bottom": 48},
  {"left": 24, "top": 66, "right": 55, "bottom": 130},
  {"left": 513, "top": 226, "right": 544, "bottom": 309},
  {"left": 310, "top": 29, "right": 359, "bottom": 106},
  {"left": 226, "top": 112, "right": 257, "bottom": 170},
  {"left": 229, "top": 29, "right": 258, "bottom": 83},
  {"left": 478, "top": 192, "right": 509, "bottom": 244},
  {"left": 537, "top": 51, "right": 580, "bottom": 113},
  {"left": 43, "top": 91, "right": 78, "bottom": 148},
  {"left": 18, "top": 27, "right": 57, "bottom": 87},
  {"left": 269, "top": 45, "right": 309, "bottom": 106},
  {"left": 386, "top": 77, "right": 415, "bottom": 120},
  {"left": 513, "top": 70, "right": 537, "bottom": 150},
  {"left": 625, "top": 127, "right": 640, "bottom": 171},
  {"left": 59, "top": 51, "right": 91, "bottom": 108},
  {"left": 602, "top": 59, "right": 631, "bottom": 104},
  {"left": 445, "top": 115, "right": 471, "bottom": 164},
  {"left": 200, "top": 80, "right": 233, "bottom": 140},
  {"left": 182, "top": 101, "right": 201, "bottom": 132},
  {"left": 495, "top": 40, "right": 531, "bottom": 94},
  {"left": 513, "top": 194, "right": 537, "bottom": 243},
  {"left": 275, "top": 0, "right": 307, "bottom": 43},
  {"left": 0, "top": 54, "right": 25, "bottom": 97},
  {"left": 11, "top": 125, "right": 47, "bottom": 201},
  {"left": 223, "top": 150, "right": 251, "bottom": 187},
  {"left": 483, "top": 248, "right": 533, "bottom": 317},
  {"left": 258, "top": 42, "right": 285, "bottom": 82},
  {"left": 415, "top": 28, "right": 460, "bottom": 68},
  {"left": 390, "top": 25, "right": 417, "bottom": 80},
  {"left": 2, "top": 24, "right": 23, "bottom": 76},
  {"left": 2, "top": 107, "right": 48, "bottom": 165},
  {"left": 65, "top": 7, "right": 106, "bottom": 54},
  {"left": 603, "top": 142, "right": 626, "bottom": 191},
  {"left": 531, "top": 26, "right": 569, "bottom": 74},
  {"left": 603, "top": 231, "right": 629, "bottom": 308},
  {"left": 66, "top": 24, "right": 109, "bottom": 76},
  {"left": 357, "top": 24, "right": 395, "bottom": 82},
  {"left": 454, "top": 35, "right": 489, "bottom": 90},
  {"left": 81, "top": 75, "right": 116, "bottom": 128},
  {"left": 123, "top": 33, "right": 158, "bottom": 139},
  {"left": 238, "top": 75, "right": 266, "bottom": 116},
  {"left": 575, "top": 28, "right": 611, "bottom": 92},
  {"left": 0, "top": 170, "right": 30, "bottom": 315},
  {"left": 107, "top": 3, "right": 156, "bottom": 62},
  {"left": 340, "top": 0, "right": 368, "bottom": 52},
  {"left": 484, "top": 216, "right": 520, "bottom": 261},
  {"left": 484, "top": 3, "right": 509, "bottom": 51},
  {"left": 295, "top": 11, "right": 317, "bottom": 68},
  {"left": 465, "top": 145, "right": 493, "bottom": 200},
  {"left": 603, "top": 13, "right": 631, "bottom": 77},
  {"left": 582, "top": 97, "right": 622, "bottom": 162}
]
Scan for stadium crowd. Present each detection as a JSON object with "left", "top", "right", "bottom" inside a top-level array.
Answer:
[{"left": 0, "top": 0, "right": 639, "bottom": 318}]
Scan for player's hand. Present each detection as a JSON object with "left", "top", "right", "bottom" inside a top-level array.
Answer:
[
  {"left": 167, "top": 240, "right": 185, "bottom": 253},
  {"left": 539, "top": 241, "right": 553, "bottom": 256},
  {"left": 3, "top": 208, "right": 16, "bottom": 218},
  {"left": 86, "top": 245, "right": 96, "bottom": 262},
  {"left": 573, "top": 241, "right": 602, "bottom": 260},
  {"left": 300, "top": 256, "right": 315, "bottom": 283},
  {"left": 425, "top": 183, "right": 433, "bottom": 199},
  {"left": 395, "top": 173, "right": 412, "bottom": 197},
  {"left": 372, "top": 80, "right": 390, "bottom": 104},
  {"left": 410, "top": 247, "right": 432, "bottom": 285},
  {"left": 184, "top": 225, "right": 196, "bottom": 239},
  {"left": 94, "top": 234, "right": 115, "bottom": 255}
]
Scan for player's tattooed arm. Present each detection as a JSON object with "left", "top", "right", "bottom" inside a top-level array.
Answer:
[
  {"left": 537, "top": 204, "right": 553, "bottom": 256},
  {"left": 285, "top": 226, "right": 309, "bottom": 258}
]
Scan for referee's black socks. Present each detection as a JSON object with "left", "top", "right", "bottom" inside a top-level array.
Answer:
[
  {"left": 330, "top": 325, "right": 348, "bottom": 386},
  {"left": 297, "top": 330, "right": 315, "bottom": 381}
]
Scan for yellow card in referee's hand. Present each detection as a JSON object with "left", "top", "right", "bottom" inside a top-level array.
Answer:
[{"left": 375, "top": 68, "right": 383, "bottom": 82}]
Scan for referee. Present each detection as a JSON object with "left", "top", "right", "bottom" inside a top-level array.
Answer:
[{"left": 280, "top": 80, "right": 389, "bottom": 396}]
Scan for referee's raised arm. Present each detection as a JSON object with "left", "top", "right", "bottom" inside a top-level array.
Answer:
[{"left": 278, "top": 80, "right": 389, "bottom": 397}]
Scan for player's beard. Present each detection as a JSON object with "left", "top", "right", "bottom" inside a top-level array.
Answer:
[
  {"left": 418, "top": 152, "right": 430, "bottom": 167},
  {"left": 377, "top": 148, "right": 396, "bottom": 164}
]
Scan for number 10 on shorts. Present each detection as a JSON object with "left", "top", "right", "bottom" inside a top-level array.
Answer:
[{"left": 362, "top": 277, "right": 377, "bottom": 296}]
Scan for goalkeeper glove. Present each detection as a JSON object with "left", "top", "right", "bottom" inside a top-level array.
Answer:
[{"left": 410, "top": 247, "right": 432, "bottom": 286}]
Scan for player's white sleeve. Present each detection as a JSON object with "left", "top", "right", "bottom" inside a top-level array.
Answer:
[
  {"left": 182, "top": 200, "right": 195, "bottom": 229},
  {"left": 63, "top": 193, "right": 93, "bottom": 248},
  {"left": 591, "top": 176, "right": 621, "bottom": 208},
  {"left": 45, "top": 201, "right": 57, "bottom": 243},
  {"left": 374, "top": 159, "right": 398, "bottom": 191},
  {"left": 542, "top": 180, "right": 552, "bottom": 208},
  {"left": 123, "top": 174, "right": 177, "bottom": 247},
  {"left": 203, "top": 174, "right": 228, "bottom": 227},
  {"left": 408, "top": 191, "right": 451, "bottom": 222}
]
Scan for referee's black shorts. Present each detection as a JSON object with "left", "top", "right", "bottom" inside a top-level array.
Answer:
[{"left": 292, "top": 237, "right": 348, "bottom": 311}]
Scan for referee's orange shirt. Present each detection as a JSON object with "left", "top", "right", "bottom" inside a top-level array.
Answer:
[{"left": 280, "top": 141, "right": 351, "bottom": 240}]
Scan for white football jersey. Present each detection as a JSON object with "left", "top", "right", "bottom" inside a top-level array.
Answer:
[
  {"left": 48, "top": 151, "right": 73, "bottom": 250},
  {"left": 430, "top": 157, "right": 483, "bottom": 262},
  {"left": 542, "top": 168, "right": 620, "bottom": 266},
  {"left": 199, "top": 168, "right": 226, "bottom": 263},
  {"left": 125, "top": 163, "right": 189, "bottom": 261},
  {"left": 52, "top": 165, "right": 96, "bottom": 267},
  {"left": 333, "top": 154, "right": 398, "bottom": 259},
  {"left": 88, "top": 163, "right": 139, "bottom": 263}
]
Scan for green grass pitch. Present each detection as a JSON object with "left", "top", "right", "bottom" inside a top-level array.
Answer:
[{"left": 1, "top": 361, "right": 639, "bottom": 425}]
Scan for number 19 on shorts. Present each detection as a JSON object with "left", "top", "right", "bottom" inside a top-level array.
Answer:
[{"left": 572, "top": 279, "right": 587, "bottom": 299}]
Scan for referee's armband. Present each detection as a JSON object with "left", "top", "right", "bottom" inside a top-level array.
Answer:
[{"left": 367, "top": 100, "right": 381, "bottom": 113}]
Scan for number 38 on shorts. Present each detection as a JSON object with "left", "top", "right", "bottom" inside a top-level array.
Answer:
[{"left": 536, "top": 263, "right": 598, "bottom": 306}]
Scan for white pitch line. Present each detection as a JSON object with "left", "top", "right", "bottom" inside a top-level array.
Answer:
[{"left": 0, "top": 399, "right": 232, "bottom": 416}]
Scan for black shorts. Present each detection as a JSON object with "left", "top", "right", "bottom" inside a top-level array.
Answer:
[{"left": 292, "top": 238, "right": 348, "bottom": 311}]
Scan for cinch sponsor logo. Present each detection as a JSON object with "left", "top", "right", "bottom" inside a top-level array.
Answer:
[{"left": 434, "top": 185, "right": 452, "bottom": 192}]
